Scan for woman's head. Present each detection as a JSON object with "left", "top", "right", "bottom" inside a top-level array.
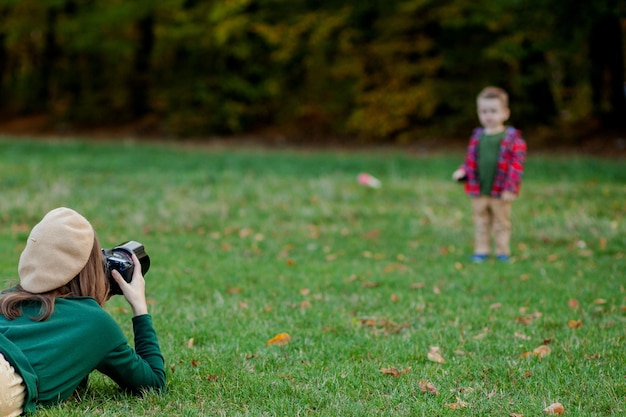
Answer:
[
  {"left": 4, "top": 208, "right": 110, "bottom": 318},
  {"left": 19, "top": 207, "right": 96, "bottom": 293}
]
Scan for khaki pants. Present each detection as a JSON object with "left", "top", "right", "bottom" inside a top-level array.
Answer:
[
  {"left": 471, "top": 196, "right": 512, "bottom": 256},
  {"left": 0, "top": 353, "right": 25, "bottom": 417}
]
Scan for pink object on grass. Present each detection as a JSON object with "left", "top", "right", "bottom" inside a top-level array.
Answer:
[{"left": 357, "top": 172, "right": 381, "bottom": 188}]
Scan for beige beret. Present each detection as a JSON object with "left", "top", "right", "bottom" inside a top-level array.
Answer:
[{"left": 19, "top": 207, "right": 95, "bottom": 293}]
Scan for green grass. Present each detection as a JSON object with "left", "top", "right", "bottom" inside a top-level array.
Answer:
[{"left": 0, "top": 136, "right": 624, "bottom": 416}]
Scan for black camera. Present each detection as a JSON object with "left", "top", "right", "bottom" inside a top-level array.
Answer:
[{"left": 102, "top": 241, "right": 150, "bottom": 295}]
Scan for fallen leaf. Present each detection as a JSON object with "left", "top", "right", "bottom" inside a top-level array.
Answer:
[
  {"left": 515, "top": 311, "right": 543, "bottom": 325},
  {"left": 410, "top": 282, "right": 425, "bottom": 289},
  {"left": 593, "top": 298, "right": 607, "bottom": 305},
  {"left": 510, "top": 413, "right": 524, "bottom": 417},
  {"left": 381, "top": 367, "right": 411, "bottom": 377},
  {"left": 568, "top": 319, "right": 583, "bottom": 329},
  {"left": 300, "top": 300, "right": 312, "bottom": 309},
  {"left": 300, "top": 288, "right": 310, "bottom": 295},
  {"left": 533, "top": 345, "right": 552, "bottom": 358},
  {"left": 187, "top": 338, "right": 194, "bottom": 348},
  {"left": 445, "top": 398, "right": 468, "bottom": 409},
  {"left": 206, "top": 374, "right": 219, "bottom": 381},
  {"left": 514, "top": 332, "right": 531, "bottom": 340},
  {"left": 358, "top": 317, "right": 408, "bottom": 334},
  {"left": 490, "top": 303, "right": 502, "bottom": 310},
  {"left": 383, "top": 263, "right": 407, "bottom": 273},
  {"left": 473, "top": 328, "right": 489, "bottom": 340},
  {"left": 419, "top": 379, "right": 439, "bottom": 395},
  {"left": 390, "top": 294, "right": 399, "bottom": 302},
  {"left": 567, "top": 299, "right": 579, "bottom": 308},
  {"left": 362, "top": 229, "right": 380, "bottom": 239},
  {"left": 427, "top": 346, "right": 445, "bottom": 363},
  {"left": 266, "top": 333, "right": 291, "bottom": 346},
  {"left": 12, "top": 223, "right": 30, "bottom": 232},
  {"left": 544, "top": 402, "right": 564, "bottom": 415}
]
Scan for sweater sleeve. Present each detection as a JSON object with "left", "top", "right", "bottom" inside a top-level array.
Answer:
[
  {"left": 503, "top": 130, "right": 527, "bottom": 193},
  {"left": 96, "top": 314, "right": 166, "bottom": 393}
]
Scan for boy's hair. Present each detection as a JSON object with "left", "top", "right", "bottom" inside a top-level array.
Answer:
[{"left": 477, "top": 86, "right": 509, "bottom": 108}]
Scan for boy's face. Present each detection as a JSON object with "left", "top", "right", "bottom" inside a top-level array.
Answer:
[{"left": 477, "top": 97, "right": 510, "bottom": 132}]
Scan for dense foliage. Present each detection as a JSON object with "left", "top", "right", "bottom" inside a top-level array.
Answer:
[{"left": 0, "top": 0, "right": 624, "bottom": 141}]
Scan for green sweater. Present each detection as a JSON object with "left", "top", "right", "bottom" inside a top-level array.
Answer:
[
  {"left": 0, "top": 297, "right": 165, "bottom": 413},
  {"left": 477, "top": 131, "right": 506, "bottom": 195}
]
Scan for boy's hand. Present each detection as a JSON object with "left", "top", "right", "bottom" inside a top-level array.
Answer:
[
  {"left": 501, "top": 191, "right": 517, "bottom": 201},
  {"left": 452, "top": 168, "right": 466, "bottom": 181}
]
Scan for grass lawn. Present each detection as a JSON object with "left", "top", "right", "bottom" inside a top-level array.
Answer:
[{"left": 0, "top": 136, "right": 624, "bottom": 416}]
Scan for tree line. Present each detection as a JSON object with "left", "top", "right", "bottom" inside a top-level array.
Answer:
[{"left": 0, "top": 0, "right": 624, "bottom": 142}]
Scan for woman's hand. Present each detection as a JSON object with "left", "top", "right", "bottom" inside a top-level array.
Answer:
[{"left": 111, "top": 253, "right": 148, "bottom": 316}]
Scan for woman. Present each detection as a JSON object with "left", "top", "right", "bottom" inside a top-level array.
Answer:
[{"left": 0, "top": 207, "right": 165, "bottom": 415}]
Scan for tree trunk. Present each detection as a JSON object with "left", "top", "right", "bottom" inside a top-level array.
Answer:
[
  {"left": 39, "top": 7, "right": 59, "bottom": 109},
  {"left": 129, "top": 14, "right": 155, "bottom": 118},
  {"left": 589, "top": 13, "right": 626, "bottom": 128}
]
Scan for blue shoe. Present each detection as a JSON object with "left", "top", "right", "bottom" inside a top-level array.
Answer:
[
  {"left": 496, "top": 254, "right": 510, "bottom": 262},
  {"left": 470, "top": 254, "right": 489, "bottom": 263}
]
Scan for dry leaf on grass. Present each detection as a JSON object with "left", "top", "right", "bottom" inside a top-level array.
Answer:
[
  {"left": 515, "top": 311, "right": 543, "bottom": 325},
  {"left": 514, "top": 332, "right": 531, "bottom": 340},
  {"left": 568, "top": 319, "right": 583, "bottom": 329},
  {"left": 533, "top": 345, "right": 552, "bottom": 357},
  {"left": 266, "top": 333, "right": 291, "bottom": 346},
  {"left": 567, "top": 299, "right": 579, "bottom": 308},
  {"left": 445, "top": 398, "right": 468, "bottom": 409},
  {"left": 544, "top": 402, "right": 565, "bottom": 415},
  {"left": 522, "top": 344, "right": 551, "bottom": 358},
  {"left": 419, "top": 379, "right": 439, "bottom": 395},
  {"left": 381, "top": 367, "right": 411, "bottom": 377},
  {"left": 427, "top": 346, "right": 445, "bottom": 363}
]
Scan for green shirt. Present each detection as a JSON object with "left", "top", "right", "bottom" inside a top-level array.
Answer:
[
  {"left": 0, "top": 297, "right": 165, "bottom": 413},
  {"left": 477, "top": 131, "right": 505, "bottom": 195}
]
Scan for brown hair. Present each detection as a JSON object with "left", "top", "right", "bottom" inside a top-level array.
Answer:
[
  {"left": 477, "top": 86, "right": 509, "bottom": 108},
  {"left": 0, "top": 235, "right": 110, "bottom": 321}
]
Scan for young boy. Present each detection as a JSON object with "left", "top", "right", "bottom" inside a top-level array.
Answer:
[{"left": 453, "top": 86, "right": 526, "bottom": 262}]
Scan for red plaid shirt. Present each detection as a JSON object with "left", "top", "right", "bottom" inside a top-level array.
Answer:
[{"left": 462, "top": 126, "right": 526, "bottom": 197}]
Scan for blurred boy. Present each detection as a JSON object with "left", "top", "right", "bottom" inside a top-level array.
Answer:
[{"left": 453, "top": 86, "right": 526, "bottom": 262}]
